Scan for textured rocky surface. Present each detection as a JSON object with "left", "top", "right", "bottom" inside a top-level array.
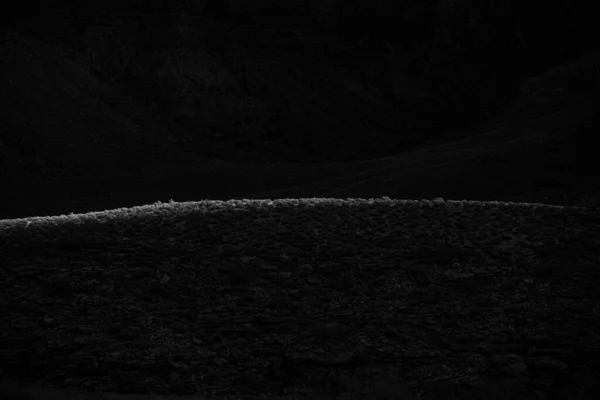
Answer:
[{"left": 1, "top": 198, "right": 599, "bottom": 400}]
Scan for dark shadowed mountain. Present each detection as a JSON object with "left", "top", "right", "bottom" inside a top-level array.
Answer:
[{"left": 1, "top": 2, "right": 598, "bottom": 219}]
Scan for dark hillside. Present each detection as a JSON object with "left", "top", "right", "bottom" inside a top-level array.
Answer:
[
  {"left": 2, "top": 4, "right": 600, "bottom": 400},
  {"left": 1, "top": 1, "right": 599, "bottom": 219}
]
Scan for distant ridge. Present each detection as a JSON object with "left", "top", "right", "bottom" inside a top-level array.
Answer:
[{"left": 1, "top": 197, "right": 597, "bottom": 227}]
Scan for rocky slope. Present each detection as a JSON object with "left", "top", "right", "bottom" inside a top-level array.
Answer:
[{"left": 1, "top": 198, "right": 600, "bottom": 400}]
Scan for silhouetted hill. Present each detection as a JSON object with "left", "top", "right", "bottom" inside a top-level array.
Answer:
[{"left": 1, "top": 3, "right": 598, "bottom": 219}]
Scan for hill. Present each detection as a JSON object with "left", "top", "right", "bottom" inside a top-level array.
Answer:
[
  {"left": 0, "top": 6, "right": 598, "bottom": 220},
  {"left": 1, "top": 7, "right": 600, "bottom": 400}
]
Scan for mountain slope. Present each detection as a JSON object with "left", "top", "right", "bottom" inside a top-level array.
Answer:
[
  {"left": 3, "top": 88, "right": 598, "bottom": 220},
  {"left": 1, "top": 21, "right": 598, "bottom": 219}
]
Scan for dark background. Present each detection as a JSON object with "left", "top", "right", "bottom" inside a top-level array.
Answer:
[{"left": 1, "top": 0, "right": 599, "bottom": 218}]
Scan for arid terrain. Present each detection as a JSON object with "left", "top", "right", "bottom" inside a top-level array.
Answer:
[{"left": 1, "top": 3, "right": 600, "bottom": 400}]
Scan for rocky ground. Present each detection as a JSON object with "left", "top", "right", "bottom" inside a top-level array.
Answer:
[{"left": 1, "top": 199, "right": 600, "bottom": 400}]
